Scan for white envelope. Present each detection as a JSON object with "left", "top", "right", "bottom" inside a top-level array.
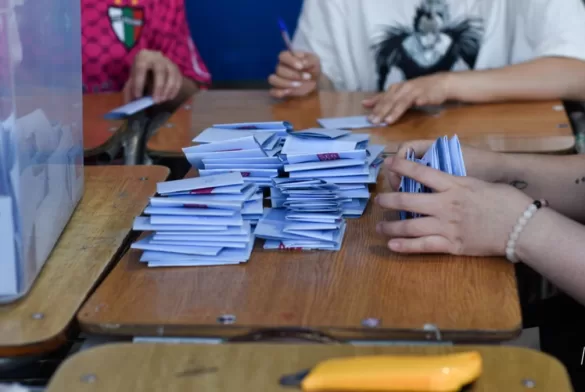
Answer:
[
  {"left": 153, "top": 233, "right": 250, "bottom": 242},
  {"left": 157, "top": 172, "right": 243, "bottom": 195},
  {"left": 150, "top": 240, "right": 247, "bottom": 249},
  {"left": 205, "top": 163, "right": 283, "bottom": 170},
  {"left": 185, "top": 149, "right": 267, "bottom": 169},
  {"left": 317, "top": 115, "right": 386, "bottom": 129},
  {"left": 284, "top": 222, "right": 341, "bottom": 231},
  {"left": 166, "top": 183, "right": 257, "bottom": 202},
  {"left": 132, "top": 235, "right": 222, "bottom": 256},
  {"left": 182, "top": 136, "right": 260, "bottom": 154},
  {"left": 104, "top": 96, "right": 155, "bottom": 120},
  {"left": 285, "top": 149, "right": 367, "bottom": 164},
  {"left": 202, "top": 157, "right": 282, "bottom": 165},
  {"left": 284, "top": 158, "right": 365, "bottom": 172},
  {"left": 144, "top": 206, "right": 236, "bottom": 216},
  {"left": 150, "top": 214, "right": 243, "bottom": 226},
  {"left": 142, "top": 239, "right": 254, "bottom": 264},
  {"left": 194, "top": 128, "right": 276, "bottom": 146},
  {"left": 154, "top": 225, "right": 249, "bottom": 236},
  {"left": 289, "top": 165, "right": 369, "bottom": 178},
  {"left": 281, "top": 136, "right": 358, "bottom": 155},
  {"left": 242, "top": 198, "right": 263, "bottom": 215},
  {"left": 149, "top": 197, "right": 243, "bottom": 210},
  {"left": 199, "top": 169, "right": 278, "bottom": 178},
  {"left": 133, "top": 216, "right": 228, "bottom": 232}
]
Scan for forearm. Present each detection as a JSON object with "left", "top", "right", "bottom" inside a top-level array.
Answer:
[
  {"left": 448, "top": 57, "right": 585, "bottom": 103},
  {"left": 516, "top": 208, "right": 585, "bottom": 306},
  {"left": 496, "top": 153, "right": 585, "bottom": 222}
]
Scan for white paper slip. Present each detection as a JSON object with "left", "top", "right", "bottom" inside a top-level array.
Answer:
[
  {"left": 104, "top": 96, "right": 155, "bottom": 120},
  {"left": 149, "top": 197, "right": 243, "bottom": 210},
  {"left": 289, "top": 165, "right": 369, "bottom": 178},
  {"left": 185, "top": 149, "right": 267, "bottom": 168},
  {"left": 194, "top": 128, "right": 276, "bottom": 146},
  {"left": 144, "top": 206, "right": 236, "bottom": 217},
  {"left": 132, "top": 216, "right": 228, "bottom": 232},
  {"left": 132, "top": 235, "right": 222, "bottom": 256},
  {"left": 262, "top": 134, "right": 280, "bottom": 150},
  {"left": 339, "top": 188, "right": 370, "bottom": 198},
  {"left": 163, "top": 184, "right": 246, "bottom": 196},
  {"left": 292, "top": 128, "right": 351, "bottom": 139},
  {"left": 165, "top": 183, "right": 257, "bottom": 202},
  {"left": 199, "top": 169, "right": 278, "bottom": 178},
  {"left": 366, "top": 145, "right": 385, "bottom": 166},
  {"left": 142, "top": 240, "right": 254, "bottom": 264},
  {"left": 281, "top": 136, "right": 358, "bottom": 155},
  {"left": 148, "top": 261, "right": 242, "bottom": 267},
  {"left": 284, "top": 158, "right": 365, "bottom": 172},
  {"left": 202, "top": 156, "right": 282, "bottom": 165},
  {"left": 154, "top": 225, "right": 249, "bottom": 236},
  {"left": 284, "top": 222, "right": 341, "bottom": 231},
  {"left": 242, "top": 198, "right": 263, "bottom": 215},
  {"left": 317, "top": 115, "right": 386, "bottom": 129},
  {"left": 262, "top": 240, "right": 330, "bottom": 250},
  {"left": 183, "top": 136, "right": 261, "bottom": 154},
  {"left": 153, "top": 233, "right": 250, "bottom": 242},
  {"left": 157, "top": 172, "right": 244, "bottom": 195},
  {"left": 265, "top": 146, "right": 282, "bottom": 157},
  {"left": 213, "top": 121, "right": 292, "bottom": 133},
  {"left": 150, "top": 214, "right": 244, "bottom": 226},
  {"left": 205, "top": 163, "right": 283, "bottom": 169},
  {"left": 285, "top": 150, "right": 367, "bottom": 164},
  {"left": 150, "top": 240, "right": 248, "bottom": 249}
]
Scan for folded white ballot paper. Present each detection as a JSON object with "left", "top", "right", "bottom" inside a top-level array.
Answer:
[
  {"left": 317, "top": 115, "right": 386, "bottom": 129},
  {"left": 104, "top": 96, "right": 155, "bottom": 120},
  {"left": 194, "top": 128, "right": 277, "bottom": 146},
  {"left": 157, "top": 172, "right": 244, "bottom": 195}
]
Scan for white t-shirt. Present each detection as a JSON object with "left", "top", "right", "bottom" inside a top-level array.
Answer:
[{"left": 292, "top": 0, "right": 585, "bottom": 92}]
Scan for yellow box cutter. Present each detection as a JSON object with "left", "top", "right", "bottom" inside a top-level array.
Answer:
[{"left": 279, "top": 351, "right": 482, "bottom": 392}]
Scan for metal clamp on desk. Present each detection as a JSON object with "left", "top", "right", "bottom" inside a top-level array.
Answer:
[{"left": 422, "top": 323, "right": 443, "bottom": 342}]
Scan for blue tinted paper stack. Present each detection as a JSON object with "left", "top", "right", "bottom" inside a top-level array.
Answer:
[
  {"left": 130, "top": 172, "right": 256, "bottom": 267},
  {"left": 183, "top": 122, "right": 291, "bottom": 188},
  {"left": 398, "top": 135, "right": 466, "bottom": 220}
]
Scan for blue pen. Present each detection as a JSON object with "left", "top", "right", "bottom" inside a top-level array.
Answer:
[{"left": 278, "top": 18, "right": 295, "bottom": 55}]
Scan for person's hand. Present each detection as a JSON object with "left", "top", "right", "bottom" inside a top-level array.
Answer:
[
  {"left": 363, "top": 73, "right": 451, "bottom": 124},
  {"left": 385, "top": 140, "right": 504, "bottom": 191},
  {"left": 124, "top": 49, "right": 183, "bottom": 104},
  {"left": 375, "top": 157, "right": 532, "bottom": 256},
  {"left": 269, "top": 51, "right": 321, "bottom": 99}
]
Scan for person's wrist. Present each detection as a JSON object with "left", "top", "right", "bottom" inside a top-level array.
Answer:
[
  {"left": 442, "top": 71, "right": 460, "bottom": 101},
  {"left": 513, "top": 205, "right": 552, "bottom": 263}
]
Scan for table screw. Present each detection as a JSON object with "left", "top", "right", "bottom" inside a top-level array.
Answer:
[
  {"left": 165, "top": 123, "right": 174, "bottom": 128},
  {"left": 139, "top": 177, "right": 148, "bottom": 181},
  {"left": 361, "top": 318, "right": 380, "bottom": 328},
  {"left": 31, "top": 313, "right": 44, "bottom": 320},
  {"left": 81, "top": 374, "right": 97, "bottom": 384},
  {"left": 522, "top": 379, "right": 536, "bottom": 388},
  {"left": 217, "top": 314, "right": 236, "bottom": 325}
]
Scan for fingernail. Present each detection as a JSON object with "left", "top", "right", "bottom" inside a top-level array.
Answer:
[
  {"left": 291, "top": 81, "right": 302, "bottom": 88},
  {"left": 389, "top": 240, "right": 401, "bottom": 251},
  {"left": 295, "top": 62, "right": 303, "bottom": 70},
  {"left": 281, "top": 89, "right": 291, "bottom": 97},
  {"left": 302, "top": 72, "right": 311, "bottom": 80},
  {"left": 385, "top": 116, "right": 394, "bottom": 124},
  {"left": 375, "top": 223, "right": 382, "bottom": 234},
  {"left": 370, "top": 116, "right": 380, "bottom": 124},
  {"left": 302, "top": 59, "right": 309, "bottom": 67}
]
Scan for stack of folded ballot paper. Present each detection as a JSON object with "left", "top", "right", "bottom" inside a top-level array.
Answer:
[
  {"left": 130, "top": 172, "right": 258, "bottom": 267},
  {"left": 276, "top": 129, "right": 385, "bottom": 217},
  {"left": 182, "top": 122, "right": 291, "bottom": 188},
  {"left": 254, "top": 208, "right": 347, "bottom": 251},
  {"left": 398, "top": 135, "right": 466, "bottom": 220}
]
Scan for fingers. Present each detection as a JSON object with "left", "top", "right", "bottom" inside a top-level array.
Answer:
[
  {"left": 160, "top": 64, "right": 182, "bottom": 103},
  {"left": 269, "top": 81, "right": 317, "bottom": 99},
  {"left": 278, "top": 51, "right": 305, "bottom": 71},
  {"left": 362, "top": 94, "right": 382, "bottom": 108},
  {"left": 268, "top": 74, "right": 303, "bottom": 89},
  {"left": 276, "top": 64, "right": 310, "bottom": 81},
  {"left": 376, "top": 217, "right": 443, "bottom": 238},
  {"left": 370, "top": 84, "right": 416, "bottom": 124},
  {"left": 376, "top": 191, "right": 441, "bottom": 216},
  {"left": 394, "top": 140, "right": 435, "bottom": 159},
  {"left": 132, "top": 59, "right": 149, "bottom": 100},
  {"left": 123, "top": 81, "right": 132, "bottom": 103},
  {"left": 151, "top": 62, "right": 167, "bottom": 103},
  {"left": 388, "top": 158, "right": 453, "bottom": 192},
  {"left": 388, "top": 235, "right": 453, "bottom": 254}
]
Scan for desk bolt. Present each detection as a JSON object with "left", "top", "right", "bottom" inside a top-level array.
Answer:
[
  {"left": 81, "top": 374, "right": 97, "bottom": 384},
  {"left": 165, "top": 123, "right": 174, "bottom": 128},
  {"left": 139, "top": 177, "right": 148, "bottom": 181},
  {"left": 217, "top": 314, "right": 236, "bottom": 325},
  {"left": 31, "top": 313, "right": 44, "bottom": 320},
  {"left": 522, "top": 379, "right": 536, "bottom": 389},
  {"left": 361, "top": 318, "right": 380, "bottom": 328}
]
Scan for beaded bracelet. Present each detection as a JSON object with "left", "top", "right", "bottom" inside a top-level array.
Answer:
[{"left": 506, "top": 199, "right": 548, "bottom": 263}]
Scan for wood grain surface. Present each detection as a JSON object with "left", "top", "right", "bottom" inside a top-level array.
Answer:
[
  {"left": 46, "top": 343, "right": 573, "bottom": 392},
  {"left": 0, "top": 166, "right": 169, "bottom": 357},
  {"left": 146, "top": 90, "right": 574, "bottom": 156},
  {"left": 78, "top": 174, "right": 521, "bottom": 342}
]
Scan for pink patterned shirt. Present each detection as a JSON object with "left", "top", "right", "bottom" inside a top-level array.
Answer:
[{"left": 81, "top": 0, "right": 210, "bottom": 93}]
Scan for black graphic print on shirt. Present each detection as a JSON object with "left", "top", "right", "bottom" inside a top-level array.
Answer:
[{"left": 373, "top": 0, "right": 484, "bottom": 91}]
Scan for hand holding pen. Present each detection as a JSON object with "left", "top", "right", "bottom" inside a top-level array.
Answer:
[{"left": 269, "top": 18, "right": 321, "bottom": 99}]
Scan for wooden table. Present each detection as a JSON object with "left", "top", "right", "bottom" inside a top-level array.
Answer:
[
  {"left": 0, "top": 166, "right": 169, "bottom": 357},
  {"left": 146, "top": 90, "right": 574, "bottom": 156},
  {"left": 78, "top": 173, "right": 521, "bottom": 342},
  {"left": 83, "top": 93, "right": 125, "bottom": 157},
  {"left": 46, "top": 343, "right": 573, "bottom": 392}
]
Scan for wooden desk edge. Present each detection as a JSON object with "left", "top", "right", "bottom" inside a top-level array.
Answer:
[
  {"left": 48, "top": 343, "right": 572, "bottom": 392},
  {"left": 78, "top": 319, "right": 523, "bottom": 343},
  {"left": 0, "top": 166, "right": 170, "bottom": 357}
]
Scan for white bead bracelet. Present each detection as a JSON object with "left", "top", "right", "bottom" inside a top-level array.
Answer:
[{"left": 506, "top": 199, "right": 548, "bottom": 263}]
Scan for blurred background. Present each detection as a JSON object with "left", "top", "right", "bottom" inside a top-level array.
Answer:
[{"left": 186, "top": 1, "right": 302, "bottom": 88}]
